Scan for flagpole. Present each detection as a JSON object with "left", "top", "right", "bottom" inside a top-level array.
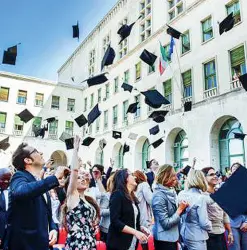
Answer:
[{"left": 174, "top": 43, "right": 184, "bottom": 100}]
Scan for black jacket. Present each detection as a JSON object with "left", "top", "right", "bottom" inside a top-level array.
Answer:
[
  {"left": 6, "top": 170, "right": 59, "bottom": 250},
  {"left": 107, "top": 190, "right": 140, "bottom": 250},
  {"left": 0, "top": 190, "right": 8, "bottom": 248},
  {"left": 146, "top": 171, "right": 155, "bottom": 188}
]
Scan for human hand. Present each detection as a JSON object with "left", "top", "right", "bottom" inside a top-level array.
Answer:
[
  {"left": 177, "top": 201, "right": 189, "bottom": 215},
  {"left": 134, "top": 230, "right": 148, "bottom": 243},
  {"left": 240, "top": 222, "right": 247, "bottom": 232},
  {"left": 227, "top": 232, "right": 234, "bottom": 245},
  {"left": 140, "top": 226, "right": 150, "bottom": 237},
  {"left": 55, "top": 166, "right": 70, "bottom": 185},
  {"left": 49, "top": 229, "right": 58, "bottom": 246},
  {"left": 73, "top": 135, "right": 81, "bottom": 152}
]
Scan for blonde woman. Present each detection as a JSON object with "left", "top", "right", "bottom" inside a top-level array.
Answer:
[
  {"left": 178, "top": 169, "right": 212, "bottom": 250},
  {"left": 152, "top": 164, "right": 188, "bottom": 250}
]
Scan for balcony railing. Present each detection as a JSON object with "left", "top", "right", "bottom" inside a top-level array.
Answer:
[
  {"left": 182, "top": 96, "right": 192, "bottom": 105},
  {"left": 48, "top": 134, "right": 58, "bottom": 140},
  {"left": 0, "top": 128, "right": 5, "bottom": 134},
  {"left": 230, "top": 79, "right": 242, "bottom": 90},
  {"left": 204, "top": 87, "right": 218, "bottom": 99},
  {"left": 163, "top": 104, "right": 172, "bottom": 111},
  {"left": 13, "top": 130, "right": 23, "bottom": 136}
]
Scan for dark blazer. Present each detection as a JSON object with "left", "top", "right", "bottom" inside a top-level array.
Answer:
[
  {"left": 6, "top": 170, "right": 59, "bottom": 250},
  {"left": 0, "top": 190, "right": 8, "bottom": 248},
  {"left": 107, "top": 190, "right": 140, "bottom": 250},
  {"left": 146, "top": 171, "right": 155, "bottom": 188}
]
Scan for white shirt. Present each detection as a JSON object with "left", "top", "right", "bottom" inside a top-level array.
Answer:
[{"left": 1, "top": 189, "right": 9, "bottom": 211}]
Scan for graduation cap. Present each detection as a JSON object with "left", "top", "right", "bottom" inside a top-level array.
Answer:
[
  {"left": 234, "top": 132, "right": 246, "bottom": 140},
  {"left": 128, "top": 132, "right": 138, "bottom": 140},
  {"left": 219, "top": 12, "right": 235, "bottom": 35},
  {"left": 211, "top": 165, "right": 247, "bottom": 217},
  {"left": 101, "top": 45, "right": 116, "bottom": 70},
  {"left": 72, "top": 21, "right": 79, "bottom": 39},
  {"left": 17, "top": 109, "right": 34, "bottom": 123},
  {"left": 126, "top": 102, "right": 139, "bottom": 114},
  {"left": 150, "top": 138, "right": 164, "bottom": 149},
  {"left": 123, "top": 143, "right": 130, "bottom": 155},
  {"left": 82, "top": 137, "right": 95, "bottom": 146},
  {"left": 2, "top": 45, "right": 18, "bottom": 65},
  {"left": 59, "top": 132, "right": 72, "bottom": 142},
  {"left": 141, "top": 90, "right": 170, "bottom": 109},
  {"left": 180, "top": 165, "right": 191, "bottom": 176},
  {"left": 112, "top": 131, "right": 122, "bottom": 139},
  {"left": 184, "top": 101, "right": 192, "bottom": 112},
  {"left": 139, "top": 49, "right": 157, "bottom": 67},
  {"left": 239, "top": 73, "right": 247, "bottom": 91},
  {"left": 65, "top": 137, "right": 74, "bottom": 150},
  {"left": 0, "top": 137, "right": 10, "bottom": 151},
  {"left": 167, "top": 25, "right": 182, "bottom": 39},
  {"left": 121, "top": 82, "right": 133, "bottom": 93},
  {"left": 74, "top": 114, "right": 87, "bottom": 127},
  {"left": 149, "top": 125, "right": 160, "bottom": 135},
  {"left": 117, "top": 15, "right": 142, "bottom": 44},
  {"left": 82, "top": 73, "right": 108, "bottom": 87},
  {"left": 99, "top": 139, "right": 107, "bottom": 149},
  {"left": 149, "top": 110, "right": 169, "bottom": 123},
  {"left": 45, "top": 117, "right": 56, "bottom": 123},
  {"left": 88, "top": 104, "right": 101, "bottom": 126}
]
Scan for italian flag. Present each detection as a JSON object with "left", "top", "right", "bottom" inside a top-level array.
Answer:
[{"left": 159, "top": 42, "right": 168, "bottom": 75}]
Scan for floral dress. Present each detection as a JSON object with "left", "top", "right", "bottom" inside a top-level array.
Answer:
[{"left": 65, "top": 199, "right": 97, "bottom": 250}]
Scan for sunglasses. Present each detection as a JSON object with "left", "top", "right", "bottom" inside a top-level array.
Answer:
[{"left": 207, "top": 173, "right": 217, "bottom": 177}]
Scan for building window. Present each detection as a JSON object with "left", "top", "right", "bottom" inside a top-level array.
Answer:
[
  {"left": 163, "top": 79, "right": 172, "bottom": 103},
  {"left": 181, "top": 31, "right": 191, "bottom": 54},
  {"left": 49, "top": 119, "right": 58, "bottom": 135},
  {"left": 90, "top": 93, "right": 94, "bottom": 108},
  {"left": 168, "top": 0, "right": 184, "bottom": 21},
  {"left": 98, "top": 88, "right": 102, "bottom": 102},
  {"left": 135, "top": 95, "right": 141, "bottom": 117},
  {"left": 174, "top": 130, "right": 189, "bottom": 170},
  {"left": 148, "top": 65, "right": 155, "bottom": 74},
  {"left": 135, "top": 62, "right": 142, "bottom": 81},
  {"left": 103, "top": 34, "right": 110, "bottom": 53},
  {"left": 35, "top": 93, "right": 44, "bottom": 107},
  {"left": 32, "top": 117, "right": 42, "bottom": 135},
  {"left": 67, "top": 98, "right": 75, "bottom": 112},
  {"left": 114, "top": 77, "right": 119, "bottom": 94},
  {"left": 119, "top": 18, "right": 128, "bottom": 59},
  {"left": 123, "top": 100, "right": 129, "bottom": 125},
  {"left": 124, "top": 70, "right": 130, "bottom": 83},
  {"left": 84, "top": 98, "right": 87, "bottom": 112},
  {"left": 204, "top": 60, "right": 217, "bottom": 90},
  {"left": 96, "top": 117, "right": 100, "bottom": 133},
  {"left": 116, "top": 145, "right": 124, "bottom": 168},
  {"left": 113, "top": 105, "right": 118, "bottom": 126},
  {"left": 14, "top": 115, "right": 24, "bottom": 132},
  {"left": 230, "top": 45, "right": 246, "bottom": 80},
  {"left": 182, "top": 70, "right": 192, "bottom": 98},
  {"left": 219, "top": 118, "right": 245, "bottom": 173},
  {"left": 201, "top": 16, "right": 213, "bottom": 42},
  {"left": 89, "top": 49, "right": 95, "bottom": 77},
  {"left": 65, "top": 121, "right": 74, "bottom": 136},
  {"left": 0, "top": 87, "right": 9, "bottom": 102},
  {"left": 17, "top": 90, "right": 27, "bottom": 104},
  {"left": 51, "top": 96, "right": 60, "bottom": 110},
  {"left": 105, "top": 84, "right": 110, "bottom": 100},
  {"left": 139, "top": 0, "right": 152, "bottom": 42},
  {"left": 0, "top": 112, "right": 7, "bottom": 129},
  {"left": 142, "top": 139, "right": 150, "bottom": 170},
  {"left": 226, "top": 0, "right": 241, "bottom": 25},
  {"left": 104, "top": 110, "right": 108, "bottom": 130}
]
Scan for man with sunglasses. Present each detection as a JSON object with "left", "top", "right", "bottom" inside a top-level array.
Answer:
[{"left": 5, "top": 143, "right": 69, "bottom": 250}]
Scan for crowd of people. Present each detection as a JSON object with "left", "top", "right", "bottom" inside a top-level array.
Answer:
[{"left": 0, "top": 135, "right": 247, "bottom": 250}]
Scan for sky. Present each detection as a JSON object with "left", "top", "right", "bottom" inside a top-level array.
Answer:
[{"left": 0, "top": 0, "right": 117, "bottom": 81}]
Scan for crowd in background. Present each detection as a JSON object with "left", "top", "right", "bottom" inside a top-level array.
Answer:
[{"left": 1, "top": 135, "right": 247, "bottom": 250}]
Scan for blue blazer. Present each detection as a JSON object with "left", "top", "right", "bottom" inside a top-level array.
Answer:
[
  {"left": 146, "top": 171, "right": 155, "bottom": 188},
  {"left": 6, "top": 170, "right": 59, "bottom": 250},
  {"left": 0, "top": 190, "right": 8, "bottom": 248}
]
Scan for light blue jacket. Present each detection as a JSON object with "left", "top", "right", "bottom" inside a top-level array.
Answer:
[
  {"left": 99, "top": 192, "right": 110, "bottom": 233},
  {"left": 152, "top": 184, "right": 180, "bottom": 242},
  {"left": 178, "top": 188, "right": 212, "bottom": 241}
]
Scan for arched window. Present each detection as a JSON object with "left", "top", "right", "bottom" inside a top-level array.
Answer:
[
  {"left": 95, "top": 148, "right": 104, "bottom": 165},
  {"left": 117, "top": 145, "right": 124, "bottom": 168},
  {"left": 174, "top": 130, "right": 189, "bottom": 170},
  {"left": 219, "top": 118, "right": 245, "bottom": 173},
  {"left": 142, "top": 139, "right": 150, "bottom": 170}
]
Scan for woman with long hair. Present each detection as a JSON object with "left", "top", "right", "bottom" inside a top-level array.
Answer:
[
  {"left": 152, "top": 164, "right": 188, "bottom": 250},
  {"left": 61, "top": 136, "right": 100, "bottom": 250},
  {"left": 107, "top": 169, "right": 148, "bottom": 250}
]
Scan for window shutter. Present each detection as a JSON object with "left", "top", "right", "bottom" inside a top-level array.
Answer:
[
  {"left": 231, "top": 46, "right": 245, "bottom": 67},
  {"left": 164, "top": 80, "right": 172, "bottom": 95},
  {"left": 0, "top": 113, "right": 6, "bottom": 123}
]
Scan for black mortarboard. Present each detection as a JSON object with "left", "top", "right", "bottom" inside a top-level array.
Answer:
[
  {"left": 112, "top": 131, "right": 122, "bottom": 139},
  {"left": 17, "top": 109, "right": 34, "bottom": 123},
  {"left": 2, "top": 45, "right": 18, "bottom": 65},
  {"left": 211, "top": 166, "right": 247, "bottom": 217},
  {"left": 45, "top": 117, "right": 56, "bottom": 123},
  {"left": 88, "top": 104, "right": 101, "bottom": 126},
  {"left": 141, "top": 90, "right": 170, "bottom": 109},
  {"left": 121, "top": 82, "right": 133, "bottom": 92},
  {"left": 184, "top": 101, "right": 192, "bottom": 112},
  {"left": 126, "top": 102, "right": 139, "bottom": 114},
  {"left": 59, "top": 132, "right": 72, "bottom": 142},
  {"left": 101, "top": 45, "right": 116, "bottom": 70},
  {"left": 149, "top": 110, "right": 169, "bottom": 123},
  {"left": 234, "top": 133, "right": 246, "bottom": 140},
  {"left": 150, "top": 138, "right": 164, "bottom": 149},
  {"left": 219, "top": 13, "right": 235, "bottom": 35},
  {"left": 123, "top": 143, "right": 130, "bottom": 155},
  {"left": 149, "top": 125, "right": 160, "bottom": 135},
  {"left": 82, "top": 137, "right": 95, "bottom": 146},
  {"left": 181, "top": 165, "right": 191, "bottom": 176},
  {"left": 74, "top": 114, "right": 87, "bottom": 127},
  {"left": 167, "top": 25, "right": 182, "bottom": 39},
  {"left": 139, "top": 49, "right": 157, "bottom": 67},
  {"left": 82, "top": 73, "right": 108, "bottom": 87},
  {"left": 0, "top": 137, "right": 10, "bottom": 151},
  {"left": 239, "top": 73, "right": 247, "bottom": 91},
  {"left": 72, "top": 21, "right": 79, "bottom": 39},
  {"left": 99, "top": 139, "right": 107, "bottom": 149},
  {"left": 65, "top": 138, "right": 74, "bottom": 150}
]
